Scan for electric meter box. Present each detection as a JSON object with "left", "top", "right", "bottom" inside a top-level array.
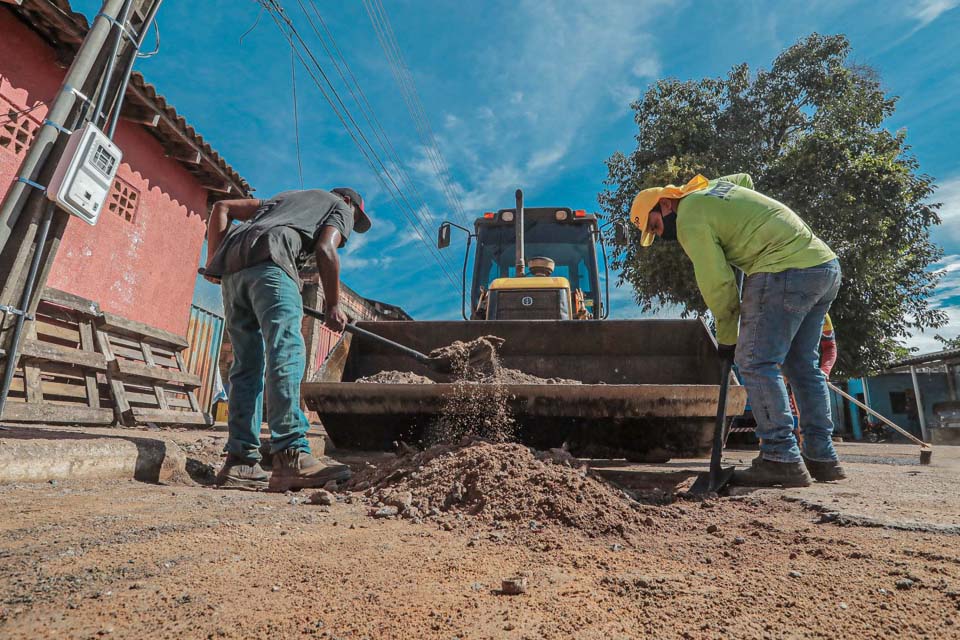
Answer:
[{"left": 46, "top": 122, "right": 122, "bottom": 225}]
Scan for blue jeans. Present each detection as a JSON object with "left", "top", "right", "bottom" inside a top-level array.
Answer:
[
  {"left": 735, "top": 259, "right": 841, "bottom": 463},
  {"left": 221, "top": 262, "right": 311, "bottom": 462}
]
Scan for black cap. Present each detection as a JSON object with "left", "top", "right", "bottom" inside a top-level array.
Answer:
[{"left": 331, "top": 187, "right": 372, "bottom": 233}]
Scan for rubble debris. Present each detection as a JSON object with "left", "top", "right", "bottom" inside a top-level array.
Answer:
[{"left": 347, "top": 439, "right": 656, "bottom": 538}]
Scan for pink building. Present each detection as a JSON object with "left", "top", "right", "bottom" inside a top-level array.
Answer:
[{"left": 1, "top": 1, "right": 251, "bottom": 337}]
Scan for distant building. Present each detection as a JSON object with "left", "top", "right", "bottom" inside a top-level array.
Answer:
[{"left": 833, "top": 347, "right": 960, "bottom": 444}]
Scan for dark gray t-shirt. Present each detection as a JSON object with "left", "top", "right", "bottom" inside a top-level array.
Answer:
[{"left": 205, "top": 189, "right": 353, "bottom": 287}]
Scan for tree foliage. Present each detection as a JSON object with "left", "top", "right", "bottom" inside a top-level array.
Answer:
[{"left": 600, "top": 34, "right": 945, "bottom": 377}]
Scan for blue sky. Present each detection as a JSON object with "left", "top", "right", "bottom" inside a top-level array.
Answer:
[{"left": 75, "top": 0, "right": 960, "bottom": 352}]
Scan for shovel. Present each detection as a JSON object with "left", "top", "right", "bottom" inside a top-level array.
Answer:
[
  {"left": 300, "top": 305, "right": 502, "bottom": 375},
  {"left": 689, "top": 357, "right": 736, "bottom": 496},
  {"left": 198, "top": 268, "right": 502, "bottom": 375}
]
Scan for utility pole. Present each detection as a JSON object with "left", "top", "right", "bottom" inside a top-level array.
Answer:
[{"left": 0, "top": 0, "right": 163, "bottom": 410}]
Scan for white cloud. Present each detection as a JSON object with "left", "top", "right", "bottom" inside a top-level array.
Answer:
[
  {"left": 934, "top": 175, "right": 960, "bottom": 242},
  {"left": 403, "top": 0, "right": 673, "bottom": 216},
  {"left": 632, "top": 57, "right": 661, "bottom": 79},
  {"left": 909, "top": 0, "right": 959, "bottom": 27}
]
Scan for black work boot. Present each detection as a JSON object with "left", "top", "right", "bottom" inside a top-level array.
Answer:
[
  {"left": 268, "top": 449, "right": 351, "bottom": 492},
  {"left": 215, "top": 455, "right": 269, "bottom": 490},
  {"left": 802, "top": 455, "right": 847, "bottom": 482},
  {"left": 734, "top": 456, "right": 811, "bottom": 488}
]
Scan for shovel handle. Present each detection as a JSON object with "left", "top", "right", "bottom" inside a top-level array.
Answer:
[
  {"left": 300, "top": 305, "right": 433, "bottom": 366},
  {"left": 827, "top": 381, "right": 930, "bottom": 449},
  {"left": 708, "top": 358, "right": 734, "bottom": 492}
]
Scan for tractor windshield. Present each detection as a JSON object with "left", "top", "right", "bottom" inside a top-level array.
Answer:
[{"left": 471, "top": 218, "right": 600, "bottom": 316}]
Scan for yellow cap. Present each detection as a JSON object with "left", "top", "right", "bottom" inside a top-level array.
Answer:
[{"left": 629, "top": 174, "right": 711, "bottom": 247}]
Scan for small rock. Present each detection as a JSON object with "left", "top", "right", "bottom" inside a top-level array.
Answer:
[
  {"left": 504, "top": 622, "right": 516, "bottom": 631},
  {"left": 610, "top": 543, "right": 623, "bottom": 552},
  {"left": 878, "top": 588, "right": 888, "bottom": 595},
  {"left": 895, "top": 578, "right": 915, "bottom": 590},
  {"left": 373, "top": 506, "right": 399, "bottom": 519},
  {"left": 322, "top": 480, "right": 340, "bottom": 492},
  {"left": 384, "top": 491, "right": 413, "bottom": 511},
  {"left": 308, "top": 490, "right": 335, "bottom": 506},
  {"left": 706, "top": 524, "right": 719, "bottom": 534},
  {"left": 272, "top": 585, "right": 281, "bottom": 592},
  {"left": 500, "top": 577, "right": 527, "bottom": 595},
  {"left": 789, "top": 552, "right": 798, "bottom": 560},
  {"left": 839, "top": 602, "right": 848, "bottom": 610},
  {"left": 48, "top": 479, "right": 58, "bottom": 486},
  {"left": 288, "top": 497, "right": 302, "bottom": 506},
  {"left": 733, "top": 537, "right": 746, "bottom": 545},
  {"left": 442, "top": 521, "right": 454, "bottom": 531},
  {"left": 789, "top": 571, "right": 802, "bottom": 578},
  {"left": 643, "top": 517, "right": 655, "bottom": 527}
]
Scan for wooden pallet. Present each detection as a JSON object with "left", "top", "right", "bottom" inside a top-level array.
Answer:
[
  {"left": 1, "top": 288, "right": 211, "bottom": 427},
  {"left": 1, "top": 288, "right": 113, "bottom": 424}
]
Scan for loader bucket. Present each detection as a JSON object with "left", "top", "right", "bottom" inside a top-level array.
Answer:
[{"left": 302, "top": 319, "right": 746, "bottom": 461}]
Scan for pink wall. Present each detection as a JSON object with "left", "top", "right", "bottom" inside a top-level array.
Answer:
[{"left": 1, "top": 10, "right": 209, "bottom": 337}]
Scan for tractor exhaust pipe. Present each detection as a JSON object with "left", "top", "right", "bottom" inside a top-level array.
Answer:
[{"left": 515, "top": 188, "right": 525, "bottom": 277}]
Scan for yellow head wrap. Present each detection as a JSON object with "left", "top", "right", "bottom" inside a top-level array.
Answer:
[{"left": 629, "top": 174, "right": 710, "bottom": 247}]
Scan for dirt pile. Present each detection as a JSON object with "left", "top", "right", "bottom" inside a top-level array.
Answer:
[
  {"left": 356, "top": 371, "right": 435, "bottom": 384},
  {"left": 348, "top": 439, "right": 651, "bottom": 538}
]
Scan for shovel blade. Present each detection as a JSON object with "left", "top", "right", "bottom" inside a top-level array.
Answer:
[{"left": 689, "top": 465, "right": 736, "bottom": 496}]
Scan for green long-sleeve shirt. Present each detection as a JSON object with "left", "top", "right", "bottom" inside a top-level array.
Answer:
[{"left": 677, "top": 173, "right": 836, "bottom": 345}]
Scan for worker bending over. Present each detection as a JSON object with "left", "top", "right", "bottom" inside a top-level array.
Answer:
[
  {"left": 630, "top": 174, "right": 843, "bottom": 487},
  {"left": 203, "top": 188, "right": 371, "bottom": 491}
]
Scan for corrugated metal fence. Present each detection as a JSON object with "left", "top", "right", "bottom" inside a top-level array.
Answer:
[
  {"left": 183, "top": 305, "right": 225, "bottom": 412},
  {"left": 313, "top": 325, "right": 341, "bottom": 372}
]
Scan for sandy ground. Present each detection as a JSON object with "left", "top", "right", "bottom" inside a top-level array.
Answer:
[{"left": 1, "top": 441, "right": 959, "bottom": 639}]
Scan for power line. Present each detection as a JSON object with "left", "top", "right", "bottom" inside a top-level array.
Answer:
[
  {"left": 362, "top": 0, "right": 470, "bottom": 228},
  {"left": 259, "top": 1, "right": 462, "bottom": 291},
  {"left": 297, "top": 0, "right": 454, "bottom": 257},
  {"left": 290, "top": 43, "right": 304, "bottom": 189}
]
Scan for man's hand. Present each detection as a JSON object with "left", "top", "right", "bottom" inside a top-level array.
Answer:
[
  {"left": 324, "top": 303, "right": 347, "bottom": 333},
  {"left": 717, "top": 343, "right": 736, "bottom": 363}
]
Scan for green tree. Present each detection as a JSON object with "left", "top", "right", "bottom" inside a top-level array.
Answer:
[{"left": 601, "top": 33, "right": 945, "bottom": 377}]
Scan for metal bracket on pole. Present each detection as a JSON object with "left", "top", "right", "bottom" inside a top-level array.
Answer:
[
  {"left": 41, "top": 119, "right": 72, "bottom": 136},
  {"left": 93, "top": 12, "right": 142, "bottom": 46},
  {"left": 62, "top": 85, "right": 93, "bottom": 104},
  {"left": 14, "top": 177, "right": 47, "bottom": 193},
  {"left": 0, "top": 305, "right": 34, "bottom": 321}
]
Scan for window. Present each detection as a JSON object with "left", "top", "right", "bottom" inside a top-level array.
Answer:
[
  {"left": 889, "top": 391, "right": 908, "bottom": 414},
  {"left": 108, "top": 177, "right": 140, "bottom": 223}
]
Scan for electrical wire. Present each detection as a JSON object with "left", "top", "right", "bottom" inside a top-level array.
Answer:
[
  {"left": 290, "top": 43, "right": 304, "bottom": 189},
  {"left": 363, "top": 0, "right": 470, "bottom": 228},
  {"left": 260, "top": 2, "right": 462, "bottom": 291},
  {"left": 137, "top": 18, "right": 160, "bottom": 57},
  {"left": 296, "top": 0, "right": 458, "bottom": 271},
  {"left": 0, "top": 103, "right": 46, "bottom": 126}
]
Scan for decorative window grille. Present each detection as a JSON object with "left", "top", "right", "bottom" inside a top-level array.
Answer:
[
  {"left": 108, "top": 176, "right": 140, "bottom": 223},
  {"left": 0, "top": 95, "right": 41, "bottom": 156}
]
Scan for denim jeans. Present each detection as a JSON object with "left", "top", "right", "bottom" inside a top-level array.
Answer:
[
  {"left": 221, "top": 262, "right": 311, "bottom": 462},
  {"left": 735, "top": 259, "right": 841, "bottom": 463}
]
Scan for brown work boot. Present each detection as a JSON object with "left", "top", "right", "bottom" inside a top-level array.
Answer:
[
  {"left": 802, "top": 455, "right": 847, "bottom": 482},
  {"left": 215, "top": 455, "right": 269, "bottom": 490},
  {"left": 734, "top": 456, "right": 811, "bottom": 488},
  {"left": 268, "top": 449, "right": 351, "bottom": 492}
]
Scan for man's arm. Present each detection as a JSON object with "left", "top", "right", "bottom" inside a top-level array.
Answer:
[
  {"left": 203, "top": 198, "right": 264, "bottom": 283},
  {"left": 678, "top": 224, "right": 741, "bottom": 346},
  {"left": 314, "top": 226, "right": 347, "bottom": 332}
]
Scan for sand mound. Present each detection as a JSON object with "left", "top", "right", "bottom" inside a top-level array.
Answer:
[{"left": 349, "top": 440, "right": 649, "bottom": 538}]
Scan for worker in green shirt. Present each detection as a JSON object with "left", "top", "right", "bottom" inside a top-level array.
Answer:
[{"left": 629, "top": 173, "right": 844, "bottom": 487}]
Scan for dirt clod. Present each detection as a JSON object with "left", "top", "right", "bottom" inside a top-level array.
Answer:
[{"left": 500, "top": 577, "right": 527, "bottom": 595}]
